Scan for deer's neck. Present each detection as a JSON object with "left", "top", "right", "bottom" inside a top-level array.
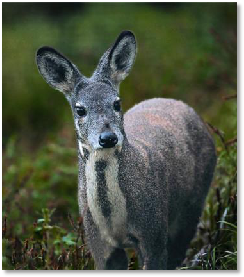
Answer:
[{"left": 83, "top": 147, "right": 127, "bottom": 245}]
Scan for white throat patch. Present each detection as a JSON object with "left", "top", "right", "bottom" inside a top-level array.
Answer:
[{"left": 85, "top": 149, "right": 127, "bottom": 247}]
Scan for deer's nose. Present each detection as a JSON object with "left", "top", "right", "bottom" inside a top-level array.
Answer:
[{"left": 99, "top": 132, "right": 118, "bottom": 148}]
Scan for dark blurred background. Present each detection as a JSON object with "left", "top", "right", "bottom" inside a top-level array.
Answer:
[{"left": 3, "top": 2, "right": 237, "bottom": 151}]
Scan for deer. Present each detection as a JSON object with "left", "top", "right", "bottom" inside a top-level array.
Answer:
[{"left": 36, "top": 31, "right": 216, "bottom": 270}]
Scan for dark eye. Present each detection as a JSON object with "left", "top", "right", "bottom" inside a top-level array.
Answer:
[
  {"left": 76, "top": 106, "right": 87, "bottom": 117},
  {"left": 113, "top": 100, "right": 121, "bottom": 112}
]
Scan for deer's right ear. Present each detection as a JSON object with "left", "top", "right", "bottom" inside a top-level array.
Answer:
[{"left": 36, "top": 47, "right": 81, "bottom": 98}]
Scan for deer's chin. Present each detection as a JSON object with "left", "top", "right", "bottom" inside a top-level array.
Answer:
[{"left": 91, "top": 142, "right": 123, "bottom": 152}]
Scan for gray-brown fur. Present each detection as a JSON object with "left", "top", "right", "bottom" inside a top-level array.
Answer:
[{"left": 36, "top": 31, "right": 216, "bottom": 270}]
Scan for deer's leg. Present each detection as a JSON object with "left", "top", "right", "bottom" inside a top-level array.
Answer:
[
  {"left": 84, "top": 210, "right": 128, "bottom": 270},
  {"left": 105, "top": 248, "right": 128, "bottom": 270},
  {"left": 139, "top": 232, "right": 168, "bottom": 270},
  {"left": 167, "top": 204, "right": 203, "bottom": 269},
  {"left": 92, "top": 245, "right": 128, "bottom": 270}
]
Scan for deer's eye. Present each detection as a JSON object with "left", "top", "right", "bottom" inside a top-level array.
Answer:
[
  {"left": 76, "top": 106, "right": 87, "bottom": 117},
  {"left": 113, "top": 100, "right": 121, "bottom": 112}
]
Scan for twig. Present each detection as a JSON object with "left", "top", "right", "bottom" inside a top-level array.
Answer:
[
  {"left": 3, "top": 216, "right": 7, "bottom": 238},
  {"left": 67, "top": 213, "right": 77, "bottom": 232},
  {"left": 222, "top": 94, "right": 237, "bottom": 101},
  {"left": 225, "top": 137, "right": 237, "bottom": 147},
  {"left": 206, "top": 122, "right": 226, "bottom": 149}
]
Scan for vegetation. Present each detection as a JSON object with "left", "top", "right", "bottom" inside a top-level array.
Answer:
[{"left": 2, "top": 3, "right": 237, "bottom": 270}]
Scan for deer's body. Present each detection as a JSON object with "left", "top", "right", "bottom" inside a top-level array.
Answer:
[{"left": 36, "top": 31, "right": 216, "bottom": 269}]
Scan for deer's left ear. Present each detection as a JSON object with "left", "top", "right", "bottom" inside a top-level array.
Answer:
[
  {"left": 36, "top": 46, "right": 82, "bottom": 99},
  {"left": 108, "top": 31, "right": 137, "bottom": 84},
  {"left": 92, "top": 31, "right": 137, "bottom": 88}
]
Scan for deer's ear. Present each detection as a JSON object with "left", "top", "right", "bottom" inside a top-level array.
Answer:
[
  {"left": 36, "top": 47, "right": 81, "bottom": 98},
  {"left": 92, "top": 31, "right": 137, "bottom": 88},
  {"left": 108, "top": 31, "right": 137, "bottom": 85}
]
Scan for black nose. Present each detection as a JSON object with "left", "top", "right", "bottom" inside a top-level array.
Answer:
[{"left": 99, "top": 132, "right": 118, "bottom": 148}]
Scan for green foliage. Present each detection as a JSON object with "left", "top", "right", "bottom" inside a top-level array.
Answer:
[
  {"left": 3, "top": 139, "right": 79, "bottom": 236},
  {"left": 2, "top": 208, "right": 95, "bottom": 269},
  {"left": 2, "top": 2, "right": 237, "bottom": 148}
]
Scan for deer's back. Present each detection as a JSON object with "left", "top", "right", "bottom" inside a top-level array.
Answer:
[
  {"left": 124, "top": 98, "right": 215, "bottom": 159},
  {"left": 124, "top": 98, "right": 216, "bottom": 229},
  {"left": 125, "top": 97, "right": 210, "bottom": 143}
]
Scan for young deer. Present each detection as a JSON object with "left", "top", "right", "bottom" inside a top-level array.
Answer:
[{"left": 36, "top": 31, "right": 216, "bottom": 270}]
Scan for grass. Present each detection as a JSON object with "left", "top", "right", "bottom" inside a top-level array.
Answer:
[
  {"left": 2, "top": 209, "right": 94, "bottom": 270},
  {"left": 183, "top": 135, "right": 237, "bottom": 270}
]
